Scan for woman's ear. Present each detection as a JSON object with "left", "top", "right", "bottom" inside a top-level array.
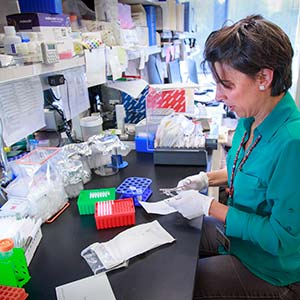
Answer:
[{"left": 257, "top": 68, "right": 274, "bottom": 91}]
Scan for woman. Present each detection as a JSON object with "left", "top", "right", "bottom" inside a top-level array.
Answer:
[{"left": 175, "top": 15, "right": 300, "bottom": 299}]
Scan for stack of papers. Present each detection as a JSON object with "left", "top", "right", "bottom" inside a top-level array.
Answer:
[{"left": 56, "top": 273, "right": 116, "bottom": 300}]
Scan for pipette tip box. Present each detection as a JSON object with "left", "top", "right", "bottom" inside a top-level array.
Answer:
[
  {"left": 94, "top": 198, "right": 135, "bottom": 230},
  {"left": 77, "top": 188, "right": 116, "bottom": 215},
  {"left": 116, "top": 177, "right": 152, "bottom": 206},
  {"left": 0, "top": 285, "right": 28, "bottom": 300}
]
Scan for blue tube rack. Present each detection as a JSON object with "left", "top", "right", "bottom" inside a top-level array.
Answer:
[{"left": 116, "top": 177, "right": 152, "bottom": 206}]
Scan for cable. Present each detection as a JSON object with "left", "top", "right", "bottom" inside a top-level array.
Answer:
[
  {"left": 63, "top": 77, "right": 75, "bottom": 143},
  {"left": 63, "top": 77, "right": 72, "bottom": 122},
  {"left": 44, "top": 89, "right": 74, "bottom": 144},
  {"left": 49, "top": 88, "right": 61, "bottom": 101},
  {"left": 63, "top": 77, "right": 82, "bottom": 143}
]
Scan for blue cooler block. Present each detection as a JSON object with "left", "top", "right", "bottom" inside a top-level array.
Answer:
[{"left": 116, "top": 177, "right": 152, "bottom": 206}]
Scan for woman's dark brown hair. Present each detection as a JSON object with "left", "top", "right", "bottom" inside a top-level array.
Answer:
[{"left": 202, "top": 15, "right": 293, "bottom": 96}]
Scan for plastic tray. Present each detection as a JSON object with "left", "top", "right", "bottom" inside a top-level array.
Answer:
[
  {"left": 77, "top": 188, "right": 116, "bottom": 215},
  {"left": 0, "top": 285, "right": 28, "bottom": 300},
  {"left": 116, "top": 177, "right": 152, "bottom": 206},
  {"left": 94, "top": 198, "right": 135, "bottom": 230}
]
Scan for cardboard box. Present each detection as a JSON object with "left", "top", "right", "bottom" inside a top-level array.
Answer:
[
  {"left": 122, "top": 86, "right": 148, "bottom": 124},
  {"left": 81, "top": 20, "right": 120, "bottom": 46},
  {"left": 176, "top": 3, "right": 184, "bottom": 32},
  {"left": 7, "top": 13, "right": 70, "bottom": 30},
  {"left": 95, "top": 0, "right": 118, "bottom": 22},
  {"left": 119, "top": 28, "right": 138, "bottom": 47},
  {"left": 131, "top": 4, "right": 147, "bottom": 27},
  {"left": 7, "top": 13, "right": 74, "bottom": 59},
  {"left": 147, "top": 83, "right": 198, "bottom": 113},
  {"left": 135, "top": 26, "right": 149, "bottom": 46},
  {"left": 156, "top": 0, "right": 177, "bottom": 31}
]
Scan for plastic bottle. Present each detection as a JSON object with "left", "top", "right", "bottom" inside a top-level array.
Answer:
[
  {"left": 0, "top": 238, "right": 14, "bottom": 260},
  {"left": 3, "top": 26, "right": 22, "bottom": 55},
  {"left": 70, "top": 15, "right": 80, "bottom": 32},
  {"left": 29, "top": 139, "right": 39, "bottom": 151},
  {"left": 71, "top": 31, "right": 84, "bottom": 56}
]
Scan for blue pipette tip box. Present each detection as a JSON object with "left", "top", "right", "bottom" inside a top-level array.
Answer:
[{"left": 116, "top": 177, "right": 152, "bottom": 206}]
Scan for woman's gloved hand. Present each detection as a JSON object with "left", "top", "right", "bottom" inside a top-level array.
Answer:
[
  {"left": 177, "top": 172, "right": 208, "bottom": 191},
  {"left": 166, "top": 190, "right": 214, "bottom": 220}
]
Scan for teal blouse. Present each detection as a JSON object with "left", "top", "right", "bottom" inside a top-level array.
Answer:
[{"left": 225, "top": 92, "right": 300, "bottom": 286}]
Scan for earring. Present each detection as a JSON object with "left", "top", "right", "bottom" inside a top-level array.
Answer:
[{"left": 259, "top": 85, "right": 265, "bottom": 91}]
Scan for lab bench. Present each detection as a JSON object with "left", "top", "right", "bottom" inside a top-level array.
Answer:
[{"left": 24, "top": 150, "right": 205, "bottom": 300}]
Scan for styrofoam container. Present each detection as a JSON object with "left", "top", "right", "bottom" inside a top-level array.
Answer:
[{"left": 80, "top": 116, "right": 103, "bottom": 141}]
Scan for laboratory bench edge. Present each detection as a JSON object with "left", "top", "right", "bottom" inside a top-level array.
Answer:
[{"left": 24, "top": 151, "right": 206, "bottom": 300}]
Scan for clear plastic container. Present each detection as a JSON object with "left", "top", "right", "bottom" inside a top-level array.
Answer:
[
  {"left": 94, "top": 164, "right": 119, "bottom": 176},
  {"left": 3, "top": 26, "right": 22, "bottom": 55},
  {"left": 80, "top": 116, "right": 103, "bottom": 141}
]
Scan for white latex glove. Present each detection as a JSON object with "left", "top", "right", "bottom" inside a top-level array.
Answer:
[
  {"left": 166, "top": 190, "right": 214, "bottom": 220},
  {"left": 177, "top": 172, "right": 208, "bottom": 191}
]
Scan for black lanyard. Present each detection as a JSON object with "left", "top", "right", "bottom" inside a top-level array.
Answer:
[{"left": 229, "top": 131, "right": 262, "bottom": 198}]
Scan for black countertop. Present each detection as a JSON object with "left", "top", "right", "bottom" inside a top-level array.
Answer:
[{"left": 25, "top": 151, "right": 204, "bottom": 300}]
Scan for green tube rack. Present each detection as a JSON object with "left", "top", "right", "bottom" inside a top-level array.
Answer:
[
  {"left": 77, "top": 188, "right": 116, "bottom": 215},
  {"left": 0, "top": 248, "right": 30, "bottom": 288}
]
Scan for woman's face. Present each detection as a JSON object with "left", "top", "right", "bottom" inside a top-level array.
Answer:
[{"left": 214, "top": 62, "right": 262, "bottom": 118}]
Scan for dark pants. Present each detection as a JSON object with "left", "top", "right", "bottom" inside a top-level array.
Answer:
[{"left": 193, "top": 216, "right": 300, "bottom": 300}]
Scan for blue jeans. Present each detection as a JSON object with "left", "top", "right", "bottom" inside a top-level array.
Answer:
[{"left": 193, "top": 216, "right": 300, "bottom": 300}]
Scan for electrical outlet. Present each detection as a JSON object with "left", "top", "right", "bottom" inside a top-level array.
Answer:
[{"left": 48, "top": 74, "right": 65, "bottom": 86}]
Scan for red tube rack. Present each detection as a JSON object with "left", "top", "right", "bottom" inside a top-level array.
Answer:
[
  {"left": 0, "top": 285, "right": 28, "bottom": 300},
  {"left": 94, "top": 198, "right": 135, "bottom": 230}
]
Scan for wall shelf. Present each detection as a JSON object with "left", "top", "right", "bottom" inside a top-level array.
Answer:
[
  {"left": 0, "top": 44, "right": 161, "bottom": 85},
  {"left": 126, "top": 45, "right": 161, "bottom": 60},
  {"left": 119, "top": 0, "right": 159, "bottom": 5},
  {"left": 0, "top": 56, "right": 85, "bottom": 84}
]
